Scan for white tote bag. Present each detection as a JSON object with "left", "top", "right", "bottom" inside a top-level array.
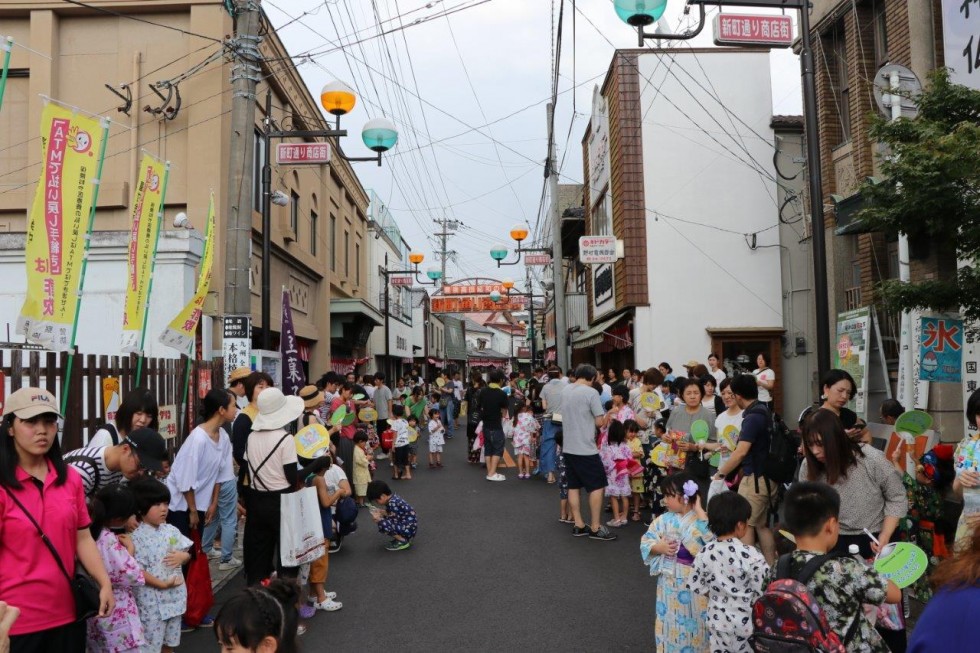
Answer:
[{"left": 280, "top": 487, "right": 325, "bottom": 567}]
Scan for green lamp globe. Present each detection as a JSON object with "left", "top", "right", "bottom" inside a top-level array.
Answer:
[
  {"left": 426, "top": 267, "right": 443, "bottom": 281},
  {"left": 361, "top": 118, "right": 398, "bottom": 153},
  {"left": 489, "top": 290, "right": 502, "bottom": 303},
  {"left": 489, "top": 244, "right": 508, "bottom": 261},
  {"left": 613, "top": 0, "right": 668, "bottom": 26}
]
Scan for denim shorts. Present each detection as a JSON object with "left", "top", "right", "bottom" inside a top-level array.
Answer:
[{"left": 483, "top": 428, "right": 505, "bottom": 457}]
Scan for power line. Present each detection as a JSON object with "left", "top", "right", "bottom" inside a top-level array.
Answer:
[{"left": 60, "top": 0, "right": 224, "bottom": 43}]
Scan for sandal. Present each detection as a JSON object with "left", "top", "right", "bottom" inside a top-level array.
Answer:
[{"left": 630, "top": 512, "right": 641, "bottom": 522}]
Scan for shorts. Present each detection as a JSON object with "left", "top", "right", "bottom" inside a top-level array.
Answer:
[
  {"left": 354, "top": 483, "right": 367, "bottom": 497},
  {"left": 738, "top": 473, "right": 774, "bottom": 529},
  {"left": 429, "top": 443, "right": 444, "bottom": 453},
  {"left": 563, "top": 453, "right": 608, "bottom": 493},
  {"left": 309, "top": 542, "right": 330, "bottom": 584},
  {"left": 483, "top": 428, "right": 505, "bottom": 457},
  {"left": 393, "top": 445, "right": 410, "bottom": 468},
  {"left": 143, "top": 615, "right": 181, "bottom": 651}
]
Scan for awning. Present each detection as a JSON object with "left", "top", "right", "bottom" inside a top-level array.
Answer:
[
  {"left": 573, "top": 311, "right": 630, "bottom": 349},
  {"left": 330, "top": 298, "right": 383, "bottom": 327}
]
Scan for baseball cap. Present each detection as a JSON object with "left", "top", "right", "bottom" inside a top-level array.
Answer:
[
  {"left": 685, "top": 359, "right": 700, "bottom": 368},
  {"left": 2, "top": 387, "right": 63, "bottom": 419},
  {"left": 124, "top": 428, "right": 169, "bottom": 472}
]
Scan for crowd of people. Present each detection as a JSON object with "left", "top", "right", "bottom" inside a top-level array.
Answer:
[{"left": 3, "top": 354, "right": 980, "bottom": 653}]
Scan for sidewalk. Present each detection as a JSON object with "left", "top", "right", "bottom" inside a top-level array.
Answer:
[{"left": 207, "top": 519, "right": 245, "bottom": 593}]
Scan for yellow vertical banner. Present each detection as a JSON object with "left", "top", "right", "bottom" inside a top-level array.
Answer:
[
  {"left": 159, "top": 193, "right": 214, "bottom": 353},
  {"left": 102, "top": 377, "right": 120, "bottom": 422},
  {"left": 17, "top": 103, "right": 107, "bottom": 350},
  {"left": 121, "top": 153, "right": 166, "bottom": 353}
]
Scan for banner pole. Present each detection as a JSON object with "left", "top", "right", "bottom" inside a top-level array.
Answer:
[
  {"left": 180, "top": 339, "right": 194, "bottom": 436},
  {"left": 61, "top": 116, "right": 111, "bottom": 416},
  {"left": 0, "top": 37, "right": 12, "bottom": 112},
  {"left": 135, "top": 160, "right": 171, "bottom": 385}
]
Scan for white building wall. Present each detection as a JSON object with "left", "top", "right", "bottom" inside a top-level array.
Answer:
[
  {"left": 636, "top": 50, "right": 783, "bottom": 367},
  {"left": 0, "top": 230, "right": 203, "bottom": 358}
]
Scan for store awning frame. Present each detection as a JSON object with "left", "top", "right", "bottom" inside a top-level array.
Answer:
[
  {"left": 573, "top": 311, "right": 630, "bottom": 349},
  {"left": 330, "top": 298, "right": 383, "bottom": 327}
]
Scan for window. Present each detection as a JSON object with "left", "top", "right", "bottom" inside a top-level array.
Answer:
[
  {"left": 253, "top": 129, "right": 266, "bottom": 209},
  {"left": 290, "top": 191, "right": 300, "bottom": 236},
  {"left": 873, "top": 1, "right": 888, "bottom": 68},
  {"left": 344, "top": 230, "right": 350, "bottom": 276},
  {"left": 310, "top": 210, "right": 318, "bottom": 256},
  {"left": 355, "top": 242, "right": 361, "bottom": 286},
  {"left": 330, "top": 215, "right": 337, "bottom": 271},
  {"left": 830, "top": 24, "right": 851, "bottom": 144},
  {"left": 592, "top": 192, "right": 612, "bottom": 235}
]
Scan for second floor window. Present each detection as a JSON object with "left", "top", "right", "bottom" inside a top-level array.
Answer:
[{"left": 310, "top": 210, "right": 318, "bottom": 256}]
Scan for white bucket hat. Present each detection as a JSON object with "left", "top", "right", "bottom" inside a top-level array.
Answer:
[{"left": 251, "top": 387, "right": 304, "bottom": 431}]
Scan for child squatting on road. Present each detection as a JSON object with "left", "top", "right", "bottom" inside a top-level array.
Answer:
[{"left": 366, "top": 480, "right": 418, "bottom": 552}]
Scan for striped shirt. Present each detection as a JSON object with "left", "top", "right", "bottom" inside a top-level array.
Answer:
[{"left": 63, "top": 446, "right": 124, "bottom": 496}]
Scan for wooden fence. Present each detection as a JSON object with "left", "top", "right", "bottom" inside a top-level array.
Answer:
[{"left": 1, "top": 348, "right": 225, "bottom": 451}]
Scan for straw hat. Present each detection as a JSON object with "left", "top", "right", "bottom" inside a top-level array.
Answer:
[
  {"left": 228, "top": 366, "right": 251, "bottom": 384},
  {"left": 298, "top": 385, "right": 324, "bottom": 409},
  {"left": 251, "top": 387, "right": 304, "bottom": 431}
]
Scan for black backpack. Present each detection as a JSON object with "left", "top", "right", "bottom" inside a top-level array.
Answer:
[
  {"left": 99, "top": 423, "right": 120, "bottom": 445},
  {"left": 760, "top": 410, "right": 800, "bottom": 485}
]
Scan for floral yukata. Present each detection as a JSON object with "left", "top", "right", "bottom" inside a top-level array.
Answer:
[
  {"left": 640, "top": 511, "right": 712, "bottom": 653},
  {"left": 512, "top": 413, "right": 538, "bottom": 457},
  {"left": 87, "top": 530, "right": 146, "bottom": 653},
  {"left": 131, "top": 522, "right": 193, "bottom": 653},
  {"left": 896, "top": 470, "right": 948, "bottom": 602},
  {"left": 687, "top": 538, "right": 769, "bottom": 653}
]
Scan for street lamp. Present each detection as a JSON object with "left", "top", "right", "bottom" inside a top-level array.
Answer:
[
  {"left": 613, "top": 0, "right": 833, "bottom": 380},
  {"left": 490, "top": 281, "right": 545, "bottom": 367},
  {"left": 259, "top": 80, "right": 399, "bottom": 349},
  {"left": 488, "top": 225, "right": 551, "bottom": 267}
]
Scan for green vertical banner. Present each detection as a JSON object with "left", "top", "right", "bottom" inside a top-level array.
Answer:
[{"left": 0, "top": 37, "right": 12, "bottom": 113}]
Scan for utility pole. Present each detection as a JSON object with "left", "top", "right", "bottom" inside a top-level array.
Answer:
[
  {"left": 547, "top": 102, "right": 569, "bottom": 372},
  {"left": 433, "top": 217, "right": 457, "bottom": 285},
  {"left": 224, "top": 0, "right": 261, "bottom": 346}
]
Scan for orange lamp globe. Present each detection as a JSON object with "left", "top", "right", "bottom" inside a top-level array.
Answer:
[
  {"left": 320, "top": 81, "right": 357, "bottom": 116},
  {"left": 510, "top": 224, "right": 529, "bottom": 242},
  {"left": 501, "top": 278, "right": 515, "bottom": 290},
  {"left": 409, "top": 251, "right": 425, "bottom": 265}
]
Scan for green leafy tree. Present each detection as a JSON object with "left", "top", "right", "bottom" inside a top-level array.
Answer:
[{"left": 856, "top": 69, "right": 980, "bottom": 324}]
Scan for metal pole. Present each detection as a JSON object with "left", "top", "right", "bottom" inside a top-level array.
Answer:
[
  {"left": 799, "top": 5, "right": 831, "bottom": 381},
  {"left": 890, "top": 69, "right": 913, "bottom": 409},
  {"left": 384, "top": 252, "right": 390, "bottom": 381},
  {"left": 224, "top": 0, "right": 260, "bottom": 336},
  {"left": 547, "top": 102, "right": 569, "bottom": 372},
  {"left": 261, "top": 88, "right": 273, "bottom": 350}
]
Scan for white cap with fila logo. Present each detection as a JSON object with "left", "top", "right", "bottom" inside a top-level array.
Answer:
[{"left": 2, "top": 387, "right": 63, "bottom": 419}]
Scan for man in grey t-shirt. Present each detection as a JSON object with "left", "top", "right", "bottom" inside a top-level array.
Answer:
[
  {"left": 558, "top": 365, "right": 615, "bottom": 541},
  {"left": 373, "top": 373, "right": 394, "bottom": 433}
]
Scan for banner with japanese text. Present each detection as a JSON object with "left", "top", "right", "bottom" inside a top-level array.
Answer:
[
  {"left": 17, "top": 103, "right": 107, "bottom": 350},
  {"left": 121, "top": 153, "right": 167, "bottom": 353},
  {"left": 159, "top": 193, "right": 214, "bottom": 353},
  {"left": 919, "top": 316, "right": 963, "bottom": 383},
  {"left": 834, "top": 307, "right": 871, "bottom": 420},
  {"left": 280, "top": 287, "right": 306, "bottom": 396}
]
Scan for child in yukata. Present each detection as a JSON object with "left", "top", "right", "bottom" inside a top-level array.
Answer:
[
  {"left": 688, "top": 491, "right": 770, "bottom": 653},
  {"left": 87, "top": 484, "right": 146, "bottom": 653},
  {"left": 367, "top": 480, "right": 418, "bottom": 552},
  {"left": 129, "top": 478, "right": 193, "bottom": 653}
]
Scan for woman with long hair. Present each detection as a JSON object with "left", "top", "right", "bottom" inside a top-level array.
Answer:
[
  {"left": 0, "top": 388, "right": 114, "bottom": 652},
  {"left": 800, "top": 408, "right": 909, "bottom": 651},
  {"left": 908, "top": 526, "right": 980, "bottom": 651},
  {"left": 464, "top": 372, "right": 485, "bottom": 464}
]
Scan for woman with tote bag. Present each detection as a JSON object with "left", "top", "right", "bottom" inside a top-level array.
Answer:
[{"left": 242, "top": 388, "right": 304, "bottom": 586}]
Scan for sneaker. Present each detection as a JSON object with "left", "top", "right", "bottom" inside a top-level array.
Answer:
[
  {"left": 375, "top": 453, "right": 388, "bottom": 459},
  {"left": 606, "top": 518, "right": 621, "bottom": 528},
  {"left": 313, "top": 598, "right": 343, "bottom": 611},
  {"left": 486, "top": 474, "right": 506, "bottom": 482},
  {"left": 180, "top": 621, "right": 195, "bottom": 633},
  {"left": 589, "top": 526, "right": 618, "bottom": 541},
  {"left": 385, "top": 539, "right": 411, "bottom": 551},
  {"left": 218, "top": 556, "right": 242, "bottom": 571},
  {"left": 328, "top": 540, "right": 342, "bottom": 553},
  {"left": 298, "top": 604, "right": 316, "bottom": 619},
  {"left": 206, "top": 548, "right": 222, "bottom": 560},
  {"left": 571, "top": 525, "right": 591, "bottom": 537},
  {"left": 198, "top": 615, "right": 215, "bottom": 628}
]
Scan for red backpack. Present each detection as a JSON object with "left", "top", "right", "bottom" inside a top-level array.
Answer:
[{"left": 749, "top": 552, "right": 859, "bottom": 653}]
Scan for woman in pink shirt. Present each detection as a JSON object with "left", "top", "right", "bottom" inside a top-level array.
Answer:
[{"left": 0, "top": 388, "right": 114, "bottom": 653}]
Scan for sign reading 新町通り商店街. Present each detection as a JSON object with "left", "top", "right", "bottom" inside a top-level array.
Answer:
[
  {"left": 579, "top": 235, "right": 618, "bottom": 264},
  {"left": 713, "top": 13, "right": 793, "bottom": 48}
]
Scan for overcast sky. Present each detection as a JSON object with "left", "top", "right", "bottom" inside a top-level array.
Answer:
[{"left": 264, "top": 0, "right": 803, "bottom": 287}]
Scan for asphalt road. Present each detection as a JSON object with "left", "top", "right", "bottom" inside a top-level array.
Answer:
[{"left": 181, "top": 422, "right": 656, "bottom": 652}]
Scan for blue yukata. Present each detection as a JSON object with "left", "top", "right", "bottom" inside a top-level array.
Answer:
[{"left": 377, "top": 494, "right": 418, "bottom": 542}]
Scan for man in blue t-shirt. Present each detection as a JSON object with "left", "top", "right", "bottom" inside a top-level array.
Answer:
[{"left": 712, "top": 373, "right": 775, "bottom": 564}]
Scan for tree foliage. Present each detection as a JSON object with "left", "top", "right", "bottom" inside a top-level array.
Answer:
[{"left": 856, "top": 69, "right": 980, "bottom": 323}]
